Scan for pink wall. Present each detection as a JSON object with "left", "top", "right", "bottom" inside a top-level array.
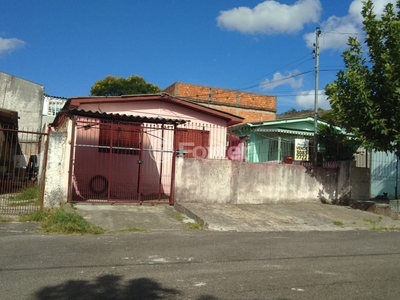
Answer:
[{"left": 79, "top": 100, "right": 229, "bottom": 159}]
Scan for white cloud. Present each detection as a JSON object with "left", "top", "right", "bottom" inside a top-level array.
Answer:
[
  {"left": 304, "top": 0, "right": 397, "bottom": 51},
  {"left": 349, "top": 0, "right": 397, "bottom": 22},
  {"left": 217, "top": 0, "right": 322, "bottom": 34},
  {"left": 295, "top": 89, "right": 330, "bottom": 109},
  {"left": 260, "top": 70, "right": 303, "bottom": 90},
  {"left": 0, "top": 37, "right": 25, "bottom": 55},
  {"left": 304, "top": 16, "right": 361, "bottom": 51}
]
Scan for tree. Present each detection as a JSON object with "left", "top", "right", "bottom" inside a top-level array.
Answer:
[
  {"left": 317, "top": 124, "right": 361, "bottom": 162},
  {"left": 90, "top": 75, "right": 161, "bottom": 96},
  {"left": 325, "top": 0, "right": 400, "bottom": 154}
]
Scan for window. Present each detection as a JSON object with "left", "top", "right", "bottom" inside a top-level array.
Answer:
[
  {"left": 176, "top": 128, "right": 210, "bottom": 159},
  {"left": 99, "top": 122, "right": 141, "bottom": 155}
]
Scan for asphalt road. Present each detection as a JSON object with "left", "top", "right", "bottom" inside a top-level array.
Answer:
[{"left": 1, "top": 229, "right": 400, "bottom": 300}]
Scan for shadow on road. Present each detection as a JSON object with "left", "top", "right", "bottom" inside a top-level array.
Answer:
[{"left": 34, "top": 274, "right": 219, "bottom": 300}]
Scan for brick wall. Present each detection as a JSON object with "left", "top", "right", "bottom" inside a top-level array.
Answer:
[
  {"left": 207, "top": 104, "right": 275, "bottom": 123},
  {"left": 163, "top": 82, "right": 276, "bottom": 123}
]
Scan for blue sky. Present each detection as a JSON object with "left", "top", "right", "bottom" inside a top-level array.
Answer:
[{"left": 0, "top": 0, "right": 395, "bottom": 113}]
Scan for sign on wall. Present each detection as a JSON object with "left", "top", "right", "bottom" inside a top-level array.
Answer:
[{"left": 294, "top": 139, "right": 309, "bottom": 161}]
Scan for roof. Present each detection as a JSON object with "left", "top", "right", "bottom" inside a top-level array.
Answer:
[
  {"left": 52, "top": 93, "right": 243, "bottom": 127},
  {"left": 230, "top": 116, "right": 345, "bottom": 136},
  {"left": 252, "top": 128, "right": 315, "bottom": 136},
  {"left": 233, "top": 116, "right": 330, "bottom": 128},
  {"left": 64, "top": 108, "right": 187, "bottom": 125}
]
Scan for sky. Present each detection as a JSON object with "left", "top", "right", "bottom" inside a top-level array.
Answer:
[{"left": 0, "top": 0, "right": 396, "bottom": 114}]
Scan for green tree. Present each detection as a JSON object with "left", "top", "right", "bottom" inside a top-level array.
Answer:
[
  {"left": 90, "top": 75, "right": 161, "bottom": 96},
  {"left": 317, "top": 124, "right": 361, "bottom": 162},
  {"left": 319, "top": 110, "right": 337, "bottom": 125},
  {"left": 325, "top": 0, "right": 400, "bottom": 154}
]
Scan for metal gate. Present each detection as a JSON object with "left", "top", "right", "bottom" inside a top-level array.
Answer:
[
  {"left": 370, "top": 150, "right": 398, "bottom": 199},
  {"left": 69, "top": 118, "right": 176, "bottom": 204},
  {"left": 0, "top": 126, "right": 48, "bottom": 214}
]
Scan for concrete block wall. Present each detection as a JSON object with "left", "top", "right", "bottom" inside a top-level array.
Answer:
[
  {"left": 164, "top": 82, "right": 276, "bottom": 123},
  {"left": 175, "top": 158, "right": 357, "bottom": 204}
]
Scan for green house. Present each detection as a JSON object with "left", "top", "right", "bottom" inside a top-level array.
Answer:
[{"left": 230, "top": 117, "right": 334, "bottom": 163}]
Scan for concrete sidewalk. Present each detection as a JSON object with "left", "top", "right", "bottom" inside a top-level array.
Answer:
[
  {"left": 73, "top": 203, "right": 192, "bottom": 232},
  {"left": 175, "top": 202, "right": 400, "bottom": 232},
  {"left": 73, "top": 202, "right": 400, "bottom": 233}
]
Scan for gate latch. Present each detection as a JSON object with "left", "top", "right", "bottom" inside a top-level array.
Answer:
[{"left": 137, "top": 160, "right": 143, "bottom": 164}]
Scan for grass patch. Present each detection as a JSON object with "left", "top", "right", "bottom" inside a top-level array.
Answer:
[
  {"left": 20, "top": 208, "right": 105, "bottom": 235},
  {"left": 9, "top": 186, "right": 41, "bottom": 200},
  {"left": 19, "top": 209, "right": 49, "bottom": 222},
  {"left": 8, "top": 186, "right": 41, "bottom": 207},
  {"left": 117, "top": 227, "right": 148, "bottom": 233},
  {"left": 0, "top": 215, "right": 14, "bottom": 222},
  {"left": 186, "top": 222, "right": 202, "bottom": 230},
  {"left": 370, "top": 225, "right": 398, "bottom": 231},
  {"left": 364, "top": 218, "right": 378, "bottom": 225},
  {"left": 333, "top": 220, "right": 344, "bottom": 226},
  {"left": 174, "top": 213, "right": 184, "bottom": 222}
]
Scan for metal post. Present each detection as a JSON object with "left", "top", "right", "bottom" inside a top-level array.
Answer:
[
  {"left": 158, "top": 124, "right": 164, "bottom": 200},
  {"left": 396, "top": 155, "right": 399, "bottom": 199},
  {"left": 169, "top": 124, "right": 178, "bottom": 205},
  {"left": 137, "top": 125, "right": 144, "bottom": 203},
  {"left": 313, "top": 27, "right": 322, "bottom": 167}
]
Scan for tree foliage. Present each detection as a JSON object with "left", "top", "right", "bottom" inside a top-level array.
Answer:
[
  {"left": 317, "top": 124, "right": 361, "bottom": 162},
  {"left": 325, "top": 0, "right": 400, "bottom": 154},
  {"left": 90, "top": 75, "right": 161, "bottom": 96}
]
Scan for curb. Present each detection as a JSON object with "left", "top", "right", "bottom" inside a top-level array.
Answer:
[
  {"left": 174, "top": 202, "right": 208, "bottom": 229},
  {"left": 350, "top": 201, "right": 399, "bottom": 220}
]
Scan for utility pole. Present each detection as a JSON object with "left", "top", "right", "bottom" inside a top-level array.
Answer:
[{"left": 313, "top": 27, "right": 322, "bottom": 167}]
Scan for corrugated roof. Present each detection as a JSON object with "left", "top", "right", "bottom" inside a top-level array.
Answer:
[
  {"left": 254, "top": 128, "right": 314, "bottom": 136},
  {"left": 62, "top": 93, "right": 243, "bottom": 126},
  {"left": 231, "top": 116, "right": 331, "bottom": 129},
  {"left": 54, "top": 108, "right": 188, "bottom": 126}
]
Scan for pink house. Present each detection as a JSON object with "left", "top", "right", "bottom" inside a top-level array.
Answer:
[{"left": 47, "top": 93, "right": 243, "bottom": 206}]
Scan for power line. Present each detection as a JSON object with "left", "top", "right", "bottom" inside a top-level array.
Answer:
[
  {"left": 175, "top": 67, "right": 342, "bottom": 100},
  {"left": 232, "top": 52, "right": 313, "bottom": 90},
  {"left": 323, "top": 30, "right": 363, "bottom": 36}
]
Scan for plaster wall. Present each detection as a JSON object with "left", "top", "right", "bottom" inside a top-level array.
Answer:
[
  {"left": 0, "top": 72, "right": 44, "bottom": 130},
  {"left": 175, "top": 158, "right": 357, "bottom": 204},
  {"left": 43, "top": 121, "right": 71, "bottom": 207}
]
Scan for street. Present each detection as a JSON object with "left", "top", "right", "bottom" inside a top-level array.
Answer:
[{"left": 1, "top": 229, "right": 400, "bottom": 299}]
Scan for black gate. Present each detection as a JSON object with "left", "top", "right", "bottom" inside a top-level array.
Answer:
[{"left": 0, "top": 126, "right": 48, "bottom": 214}]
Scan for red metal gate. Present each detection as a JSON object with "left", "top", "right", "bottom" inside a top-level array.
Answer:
[{"left": 69, "top": 118, "right": 176, "bottom": 204}]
